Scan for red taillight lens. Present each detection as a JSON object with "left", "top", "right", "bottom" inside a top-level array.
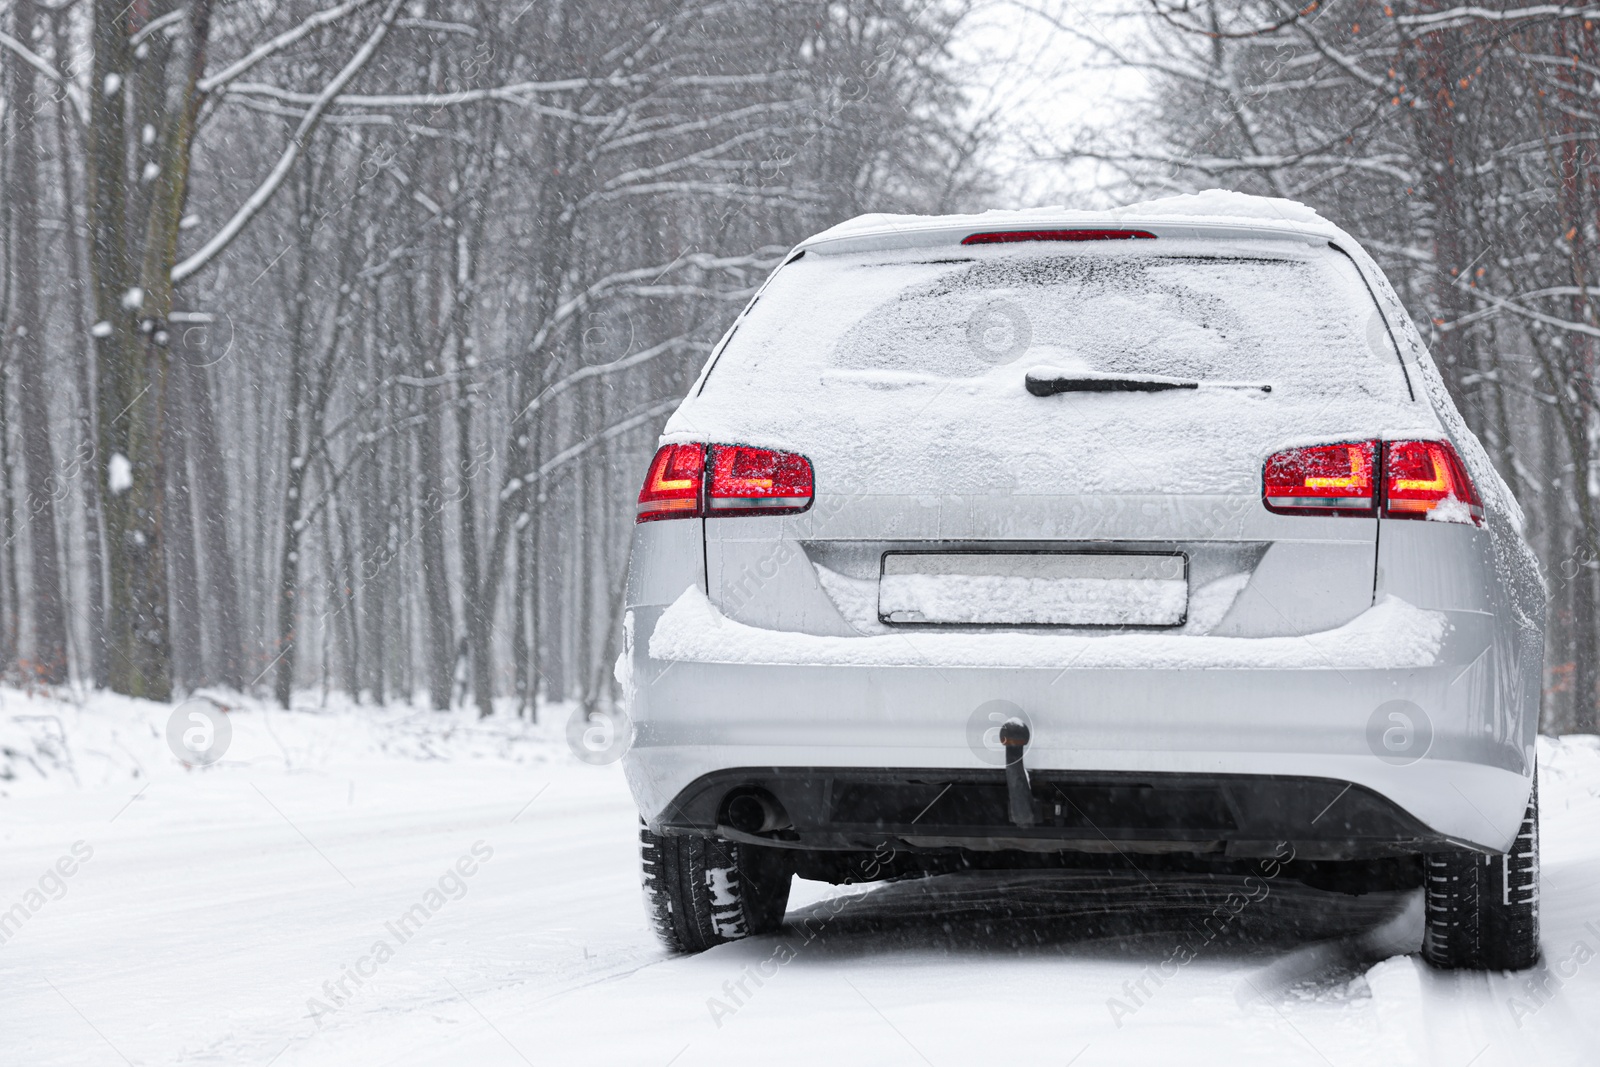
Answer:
[
  {"left": 707, "top": 445, "right": 813, "bottom": 514},
  {"left": 1263, "top": 441, "right": 1377, "bottom": 515},
  {"left": 635, "top": 443, "right": 814, "bottom": 522},
  {"left": 1263, "top": 438, "right": 1483, "bottom": 525},
  {"left": 960, "top": 229, "right": 1157, "bottom": 245},
  {"left": 636, "top": 444, "right": 705, "bottom": 522},
  {"left": 1382, "top": 440, "right": 1481, "bottom": 525}
]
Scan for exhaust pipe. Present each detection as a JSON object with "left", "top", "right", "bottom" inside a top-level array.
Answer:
[
  {"left": 999, "top": 719, "right": 1038, "bottom": 828},
  {"left": 724, "top": 789, "right": 790, "bottom": 834}
]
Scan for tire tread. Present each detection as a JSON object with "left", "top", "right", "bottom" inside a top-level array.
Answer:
[
  {"left": 639, "top": 821, "right": 791, "bottom": 953},
  {"left": 1423, "top": 781, "right": 1539, "bottom": 971}
]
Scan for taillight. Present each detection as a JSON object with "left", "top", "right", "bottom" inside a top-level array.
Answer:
[
  {"left": 707, "top": 445, "right": 813, "bottom": 515},
  {"left": 960, "top": 229, "right": 1157, "bottom": 245},
  {"left": 1263, "top": 438, "right": 1483, "bottom": 525},
  {"left": 636, "top": 444, "right": 704, "bottom": 522},
  {"left": 1382, "top": 440, "right": 1481, "bottom": 525},
  {"left": 635, "top": 443, "right": 814, "bottom": 522},
  {"left": 1263, "top": 441, "right": 1377, "bottom": 515}
]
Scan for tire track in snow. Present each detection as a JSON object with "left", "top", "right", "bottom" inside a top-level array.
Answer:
[{"left": 1231, "top": 890, "right": 1422, "bottom": 1009}]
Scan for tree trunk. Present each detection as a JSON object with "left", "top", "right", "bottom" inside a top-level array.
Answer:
[
  {"left": 1553, "top": 17, "right": 1600, "bottom": 734},
  {"left": 0, "top": 364, "right": 17, "bottom": 673},
  {"left": 273, "top": 256, "right": 312, "bottom": 709},
  {"left": 165, "top": 378, "right": 203, "bottom": 693},
  {"left": 50, "top": 3, "right": 109, "bottom": 688},
  {"left": 7, "top": 0, "right": 70, "bottom": 684},
  {"left": 359, "top": 412, "right": 388, "bottom": 703},
  {"left": 417, "top": 404, "right": 455, "bottom": 710},
  {"left": 455, "top": 385, "right": 493, "bottom": 719},
  {"left": 86, "top": 0, "right": 215, "bottom": 701},
  {"left": 332, "top": 498, "right": 361, "bottom": 697},
  {"left": 1406, "top": 21, "right": 1474, "bottom": 385},
  {"left": 513, "top": 520, "right": 531, "bottom": 718},
  {"left": 180, "top": 358, "right": 244, "bottom": 689}
]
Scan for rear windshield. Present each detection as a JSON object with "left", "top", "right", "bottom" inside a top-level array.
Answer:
[
  {"left": 699, "top": 239, "right": 1412, "bottom": 396},
  {"left": 673, "top": 238, "right": 1432, "bottom": 497}
]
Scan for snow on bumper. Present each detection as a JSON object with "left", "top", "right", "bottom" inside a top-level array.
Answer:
[
  {"left": 648, "top": 587, "right": 1448, "bottom": 671},
  {"left": 624, "top": 589, "right": 1533, "bottom": 853}
]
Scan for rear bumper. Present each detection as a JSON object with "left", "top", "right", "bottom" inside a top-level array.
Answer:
[
  {"left": 653, "top": 767, "right": 1448, "bottom": 861},
  {"left": 621, "top": 601, "right": 1536, "bottom": 854}
]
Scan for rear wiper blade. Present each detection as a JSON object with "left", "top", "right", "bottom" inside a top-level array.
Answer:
[
  {"left": 1025, "top": 371, "right": 1196, "bottom": 395},
  {"left": 1024, "top": 369, "right": 1271, "bottom": 396}
]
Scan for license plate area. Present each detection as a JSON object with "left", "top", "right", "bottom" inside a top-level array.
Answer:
[{"left": 878, "top": 551, "right": 1188, "bottom": 627}]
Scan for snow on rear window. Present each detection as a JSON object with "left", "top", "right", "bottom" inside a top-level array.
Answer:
[
  {"left": 670, "top": 239, "right": 1434, "bottom": 497},
  {"left": 707, "top": 240, "right": 1409, "bottom": 391}
]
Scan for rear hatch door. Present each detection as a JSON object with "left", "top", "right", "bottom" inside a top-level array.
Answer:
[{"left": 678, "top": 235, "right": 1434, "bottom": 639}]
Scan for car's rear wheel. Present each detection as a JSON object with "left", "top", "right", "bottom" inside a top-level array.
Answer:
[
  {"left": 1422, "top": 781, "right": 1539, "bottom": 970},
  {"left": 639, "top": 821, "right": 792, "bottom": 953}
]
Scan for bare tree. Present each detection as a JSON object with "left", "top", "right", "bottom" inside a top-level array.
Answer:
[{"left": 4, "top": 0, "right": 69, "bottom": 683}]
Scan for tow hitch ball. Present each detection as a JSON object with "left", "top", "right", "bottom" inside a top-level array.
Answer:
[{"left": 999, "top": 719, "right": 1038, "bottom": 828}]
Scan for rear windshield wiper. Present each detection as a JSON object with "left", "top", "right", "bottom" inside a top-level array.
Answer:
[
  {"left": 1026, "top": 373, "right": 1194, "bottom": 395},
  {"left": 1025, "top": 368, "right": 1271, "bottom": 396}
]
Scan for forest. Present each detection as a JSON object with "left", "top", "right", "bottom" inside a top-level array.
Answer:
[
  {"left": 0, "top": 0, "right": 987, "bottom": 718},
  {"left": 1, "top": 0, "right": 1597, "bottom": 733}
]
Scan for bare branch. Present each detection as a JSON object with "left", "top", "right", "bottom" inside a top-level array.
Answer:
[
  {"left": 1469, "top": 288, "right": 1600, "bottom": 340},
  {"left": 510, "top": 338, "right": 701, "bottom": 432},
  {"left": 197, "top": 0, "right": 381, "bottom": 93},
  {"left": 1397, "top": 5, "right": 1600, "bottom": 31},
  {"left": 130, "top": 7, "right": 190, "bottom": 47},
  {"left": 0, "top": 31, "right": 85, "bottom": 121},
  {"left": 217, "top": 70, "right": 799, "bottom": 111},
  {"left": 522, "top": 398, "right": 683, "bottom": 486},
  {"left": 172, "top": 0, "right": 404, "bottom": 283}
]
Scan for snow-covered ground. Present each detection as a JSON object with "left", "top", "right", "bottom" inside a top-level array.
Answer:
[{"left": 3, "top": 686, "right": 1597, "bottom": 1065}]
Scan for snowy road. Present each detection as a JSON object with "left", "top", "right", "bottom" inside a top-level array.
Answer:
[{"left": 3, "top": 694, "right": 1598, "bottom": 1066}]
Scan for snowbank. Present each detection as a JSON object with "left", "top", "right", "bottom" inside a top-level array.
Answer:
[{"left": 0, "top": 686, "right": 573, "bottom": 798}]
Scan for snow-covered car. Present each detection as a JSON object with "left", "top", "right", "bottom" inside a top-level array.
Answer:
[{"left": 619, "top": 192, "right": 1545, "bottom": 970}]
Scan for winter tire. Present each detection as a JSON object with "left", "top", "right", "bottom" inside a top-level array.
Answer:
[
  {"left": 1423, "top": 780, "right": 1539, "bottom": 971},
  {"left": 639, "top": 821, "right": 792, "bottom": 953}
]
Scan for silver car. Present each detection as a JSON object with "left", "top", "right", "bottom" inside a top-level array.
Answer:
[{"left": 620, "top": 194, "right": 1544, "bottom": 970}]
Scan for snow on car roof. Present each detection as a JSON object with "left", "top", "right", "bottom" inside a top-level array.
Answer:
[{"left": 801, "top": 190, "right": 1341, "bottom": 255}]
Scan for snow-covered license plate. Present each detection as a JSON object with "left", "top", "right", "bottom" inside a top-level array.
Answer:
[{"left": 878, "top": 552, "right": 1188, "bottom": 627}]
